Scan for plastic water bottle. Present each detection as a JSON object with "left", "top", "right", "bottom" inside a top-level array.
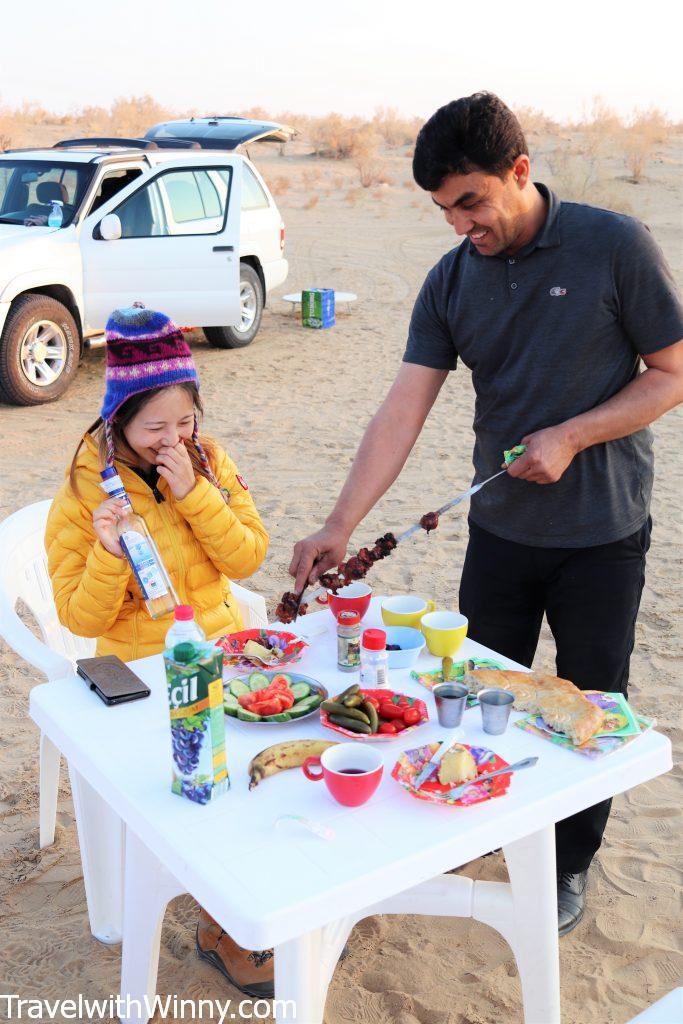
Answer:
[
  {"left": 165, "top": 605, "right": 205, "bottom": 649},
  {"left": 47, "top": 200, "right": 63, "bottom": 228}
]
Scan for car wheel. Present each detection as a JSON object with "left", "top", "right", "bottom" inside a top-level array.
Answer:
[
  {"left": 204, "top": 264, "right": 263, "bottom": 349},
  {"left": 0, "top": 294, "right": 79, "bottom": 405}
]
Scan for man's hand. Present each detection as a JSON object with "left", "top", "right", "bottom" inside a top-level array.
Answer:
[
  {"left": 506, "top": 424, "right": 580, "bottom": 484},
  {"left": 156, "top": 442, "right": 196, "bottom": 500},
  {"left": 289, "top": 523, "right": 351, "bottom": 594}
]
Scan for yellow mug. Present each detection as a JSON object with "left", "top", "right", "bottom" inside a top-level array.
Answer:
[
  {"left": 381, "top": 595, "right": 436, "bottom": 629},
  {"left": 420, "top": 611, "right": 468, "bottom": 658}
]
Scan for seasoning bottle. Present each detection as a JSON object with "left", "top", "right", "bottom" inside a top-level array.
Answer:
[
  {"left": 337, "top": 610, "right": 361, "bottom": 672},
  {"left": 360, "top": 628, "right": 389, "bottom": 689},
  {"left": 100, "top": 467, "right": 179, "bottom": 619}
]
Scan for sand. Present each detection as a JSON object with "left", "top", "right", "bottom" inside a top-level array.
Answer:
[{"left": 0, "top": 136, "right": 681, "bottom": 1024}]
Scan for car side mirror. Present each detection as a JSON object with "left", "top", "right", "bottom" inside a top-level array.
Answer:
[{"left": 99, "top": 213, "right": 122, "bottom": 241}]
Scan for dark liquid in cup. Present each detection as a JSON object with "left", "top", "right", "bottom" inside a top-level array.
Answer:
[{"left": 338, "top": 767, "right": 367, "bottom": 775}]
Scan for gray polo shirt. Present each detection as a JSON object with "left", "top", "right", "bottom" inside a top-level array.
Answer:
[{"left": 403, "top": 184, "right": 683, "bottom": 547}]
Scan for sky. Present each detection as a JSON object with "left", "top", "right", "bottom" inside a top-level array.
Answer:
[{"left": 2, "top": 0, "right": 681, "bottom": 122}]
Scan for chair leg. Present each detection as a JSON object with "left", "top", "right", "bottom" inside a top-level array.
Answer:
[
  {"left": 69, "top": 765, "right": 125, "bottom": 944},
  {"left": 503, "top": 826, "right": 561, "bottom": 1024},
  {"left": 39, "top": 732, "right": 60, "bottom": 849},
  {"left": 119, "top": 828, "right": 185, "bottom": 1024}
]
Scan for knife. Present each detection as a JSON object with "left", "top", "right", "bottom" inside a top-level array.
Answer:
[{"left": 412, "top": 739, "right": 461, "bottom": 790}]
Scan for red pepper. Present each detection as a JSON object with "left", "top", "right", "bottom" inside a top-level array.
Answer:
[
  {"left": 403, "top": 707, "right": 422, "bottom": 726},
  {"left": 378, "top": 722, "right": 397, "bottom": 734},
  {"left": 392, "top": 720, "right": 407, "bottom": 732}
]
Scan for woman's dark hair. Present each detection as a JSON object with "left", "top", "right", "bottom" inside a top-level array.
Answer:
[
  {"left": 69, "top": 382, "right": 219, "bottom": 498},
  {"left": 413, "top": 92, "right": 528, "bottom": 191}
]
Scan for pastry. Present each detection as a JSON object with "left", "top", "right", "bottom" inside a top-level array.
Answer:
[
  {"left": 438, "top": 744, "right": 478, "bottom": 786},
  {"left": 462, "top": 668, "right": 603, "bottom": 745}
]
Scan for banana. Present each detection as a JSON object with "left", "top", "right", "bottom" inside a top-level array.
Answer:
[{"left": 248, "top": 739, "right": 337, "bottom": 790}]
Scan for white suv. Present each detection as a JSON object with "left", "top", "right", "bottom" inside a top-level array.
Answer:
[{"left": 0, "top": 118, "right": 293, "bottom": 404}]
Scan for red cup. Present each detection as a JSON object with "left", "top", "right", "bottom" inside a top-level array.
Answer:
[
  {"left": 326, "top": 581, "right": 372, "bottom": 622},
  {"left": 302, "top": 743, "right": 383, "bottom": 806}
]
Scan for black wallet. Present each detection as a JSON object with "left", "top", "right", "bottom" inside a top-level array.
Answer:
[{"left": 76, "top": 655, "right": 151, "bottom": 706}]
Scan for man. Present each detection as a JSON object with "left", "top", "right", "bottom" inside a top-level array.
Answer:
[{"left": 290, "top": 92, "right": 683, "bottom": 935}]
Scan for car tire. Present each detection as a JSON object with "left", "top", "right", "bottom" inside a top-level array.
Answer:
[
  {"left": 0, "top": 294, "right": 80, "bottom": 405},
  {"left": 203, "top": 263, "right": 263, "bottom": 349}
]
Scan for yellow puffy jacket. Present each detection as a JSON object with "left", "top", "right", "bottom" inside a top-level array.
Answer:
[{"left": 45, "top": 434, "right": 268, "bottom": 661}]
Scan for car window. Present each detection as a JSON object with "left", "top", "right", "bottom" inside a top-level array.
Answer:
[
  {"left": 242, "top": 164, "right": 269, "bottom": 210},
  {"left": 0, "top": 160, "right": 95, "bottom": 227},
  {"left": 107, "top": 167, "right": 232, "bottom": 238},
  {"left": 88, "top": 168, "right": 142, "bottom": 215}
]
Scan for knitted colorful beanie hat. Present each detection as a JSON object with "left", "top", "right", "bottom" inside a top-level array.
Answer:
[
  {"left": 99, "top": 304, "right": 220, "bottom": 494},
  {"left": 101, "top": 304, "right": 197, "bottom": 422}
]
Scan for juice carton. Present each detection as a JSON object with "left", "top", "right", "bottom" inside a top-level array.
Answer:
[
  {"left": 301, "top": 288, "right": 335, "bottom": 328},
  {"left": 165, "top": 640, "right": 229, "bottom": 804}
]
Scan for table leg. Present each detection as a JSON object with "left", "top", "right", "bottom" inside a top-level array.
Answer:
[
  {"left": 274, "top": 915, "right": 357, "bottom": 1024},
  {"left": 69, "top": 765, "right": 124, "bottom": 944},
  {"left": 503, "top": 826, "right": 561, "bottom": 1024},
  {"left": 39, "top": 732, "right": 60, "bottom": 849},
  {"left": 119, "top": 828, "right": 185, "bottom": 1024}
]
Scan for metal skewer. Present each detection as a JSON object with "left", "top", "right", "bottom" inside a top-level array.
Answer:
[
  {"left": 396, "top": 469, "right": 507, "bottom": 543},
  {"left": 290, "top": 469, "right": 509, "bottom": 618}
]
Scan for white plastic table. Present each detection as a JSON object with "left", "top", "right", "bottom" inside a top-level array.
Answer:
[
  {"left": 29, "top": 599, "right": 672, "bottom": 1024},
  {"left": 282, "top": 291, "right": 357, "bottom": 314}
]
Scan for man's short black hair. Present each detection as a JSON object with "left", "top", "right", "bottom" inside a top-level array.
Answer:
[{"left": 413, "top": 92, "right": 528, "bottom": 191}]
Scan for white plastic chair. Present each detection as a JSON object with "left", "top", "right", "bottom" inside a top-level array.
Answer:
[{"left": 0, "top": 499, "right": 268, "bottom": 849}]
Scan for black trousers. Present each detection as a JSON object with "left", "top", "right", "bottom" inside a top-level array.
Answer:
[{"left": 459, "top": 517, "right": 651, "bottom": 873}]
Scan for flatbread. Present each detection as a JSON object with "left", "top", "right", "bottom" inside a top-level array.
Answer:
[{"left": 462, "top": 668, "right": 604, "bottom": 745}]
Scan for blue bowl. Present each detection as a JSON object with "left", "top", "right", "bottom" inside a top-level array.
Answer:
[{"left": 384, "top": 626, "right": 426, "bottom": 669}]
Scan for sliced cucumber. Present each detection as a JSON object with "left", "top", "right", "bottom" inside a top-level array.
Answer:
[
  {"left": 237, "top": 707, "right": 262, "bottom": 722},
  {"left": 290, "top": 682, "right": 311, "bottom": 701},
  {"left": 286, "top": 702, "right": 311, "bottom": 719},
  {"left": 265, "top": 711, "right": 291, "bottom": 722},
  {"left": 248, "top": 671, "right": 271, "bottom": 691},
  {"left": 223, "top": 694, "right": 239, "bottom": 717},
  {"left": 230, "top": 678, "right": 251, "bottom": 698},
  {"left": 291, "top": 693, "right": 322, "bottom": 715}
]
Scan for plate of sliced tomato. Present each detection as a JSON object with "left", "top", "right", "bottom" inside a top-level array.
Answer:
[
  {"left": 320, "top": 687, "right": 429, "bottom": 741},
  {"left": 224, "top": 671, "right": 328, "bottom": 724}
]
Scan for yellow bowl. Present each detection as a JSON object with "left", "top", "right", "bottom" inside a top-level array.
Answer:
[
  {"left": 421, "top": 611, "right": 468, "bottom": 657},
  {"left": 380, "top": 595, "right": 435, "bottom": 629}
]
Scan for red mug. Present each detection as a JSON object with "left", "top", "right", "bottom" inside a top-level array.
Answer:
[
  {"left": 303, "top": 743, "right": 383, "bottom": 806},
  {"left": 326, "top": 581, "right": 372, "bottom": 622}
]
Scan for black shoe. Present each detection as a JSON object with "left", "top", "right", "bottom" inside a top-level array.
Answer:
[{"left": 557, "top": 869, "right": 587, "bottom": 937}]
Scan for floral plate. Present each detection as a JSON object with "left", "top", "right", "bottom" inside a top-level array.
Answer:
[
  {"left": 392, "top": 741, "right": 511, "bottom": 806},
  {"left": 216, "top": 628, "right": 307, "bottom": 672},
  {"left": 320, "top": 689, "right": 429, "bottom": 742}
]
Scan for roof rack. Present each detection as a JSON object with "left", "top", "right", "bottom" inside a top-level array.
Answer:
[{"left": 53, "top": 137, "right": 200, "bottom": 151}]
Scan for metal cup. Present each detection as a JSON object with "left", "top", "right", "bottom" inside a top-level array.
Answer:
[
  {"left": 478, "top": 688, "right": 515, "bottom": 735},
  {"left": 433, "top": 683, "right": 469, "bottom": 728}
]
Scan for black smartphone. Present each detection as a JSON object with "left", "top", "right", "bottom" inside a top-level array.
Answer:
[{"left": 76, "top": 655, "right": 151, "bottom": 706}]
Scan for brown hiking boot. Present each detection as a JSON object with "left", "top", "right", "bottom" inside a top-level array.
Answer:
[{"left": 196, "top": 909, "right": 274, "bottom": 998}]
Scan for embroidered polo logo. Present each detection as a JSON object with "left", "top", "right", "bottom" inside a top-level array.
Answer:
[{"left": 549, "top": 286, "right": 567, "bottom": 297}]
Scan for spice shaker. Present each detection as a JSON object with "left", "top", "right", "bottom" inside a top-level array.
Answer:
[
  {"left": 360, "top": 628, "right": 389, "bottom": 689},
  {"left": 337, "top": 610, "right": 361, "bottom": 672}
]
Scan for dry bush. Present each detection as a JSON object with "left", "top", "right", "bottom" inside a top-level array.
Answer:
[
  {"left": 269, "top": 175, "right": 290, "bottom": 195},
  {"left": 308, "top": 114, "right": 380, "bottom": 160},
  {"left": 301, "top": 167, "right": 322, "bottom": 187},
  {"left": 619, "top": 107, "right": 671, "bottom": 184},
  {"left": 344, "top": 188, "right": 360, "bottom": 206},
  {"left": 515, "top": 106, "right": 560, "bottom": 136},
  {"left": 304, "top": 195, "right": 319, "bottom": 210},
  {"left": 332, "top": 173, "right": 345, "bottom": 190},
  {"left": 372, "top": 106, "right": 420, "bottom": 148},
  {"left": 355, "top": 154, "right": 389, "bottom": 188}
]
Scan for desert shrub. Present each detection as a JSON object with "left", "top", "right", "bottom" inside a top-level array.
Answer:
[
  {"left": 269, "top": 175, "right": 290, "bottom": 195},
  {"left": 372, "top": 106, "right": 420, "bottom": 148},
  {"left": 304, "top": 195, "right": 319, "bottom": 210},
  {"left": 515, "top": 106, "right": 560, "bottom": 135}
]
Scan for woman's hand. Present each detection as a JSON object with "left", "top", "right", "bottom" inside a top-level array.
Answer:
[
  {"left": 92, "top": 498, "right": 126, "bottom": 557},
  {"left": 155, "top": 442, "right": 196, "bottom": 500}
]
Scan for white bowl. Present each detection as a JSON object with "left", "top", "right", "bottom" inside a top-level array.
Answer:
[{"left": 383, "top": 626, "right": 426, "bottom": 669}]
